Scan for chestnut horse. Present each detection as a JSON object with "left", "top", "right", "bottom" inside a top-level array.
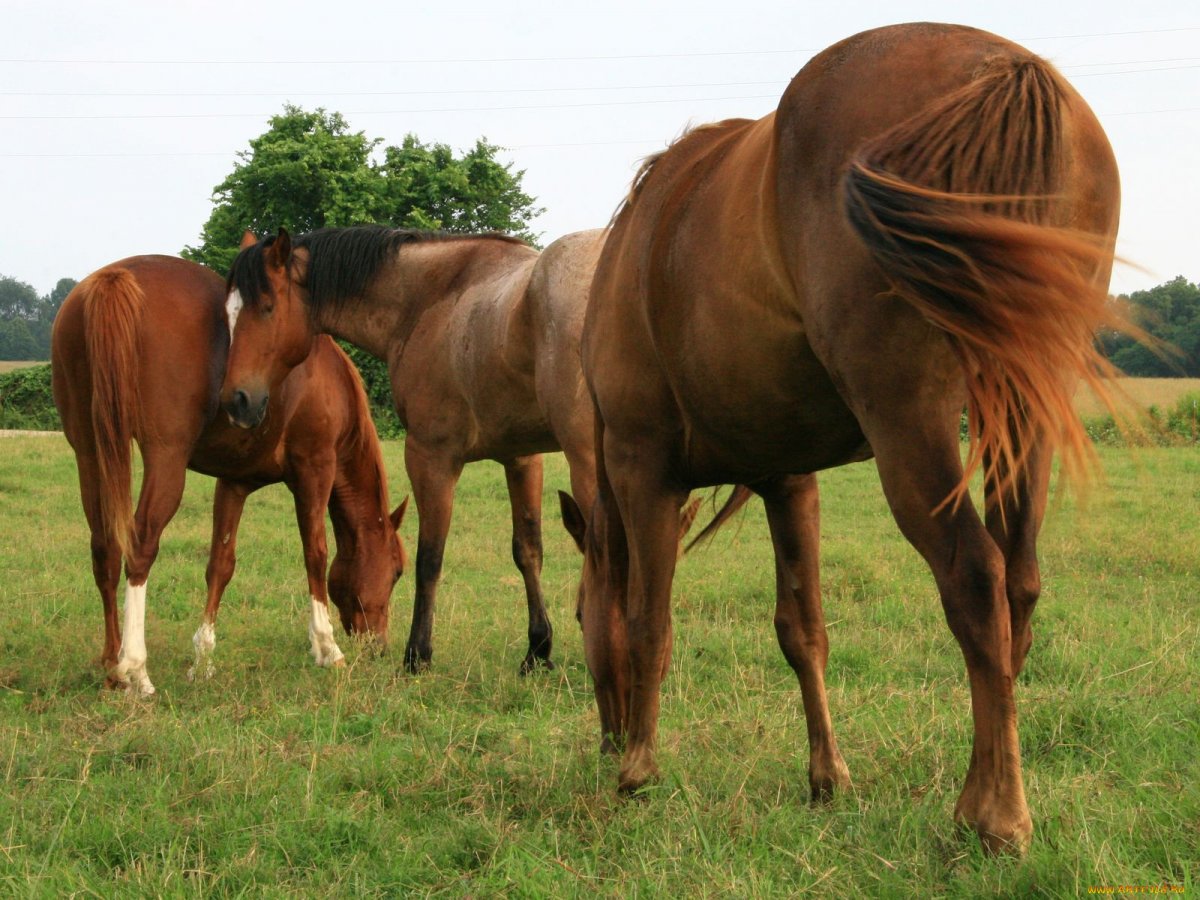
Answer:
[
  {"left": 560, "top": 23, "right": 1122, "bottom": 854},
  {"left": 219, "top": 228, "right": 604, "bottom": 674},
  {"left": 51, "top": 255, "right": 408, "bottom": 694}
]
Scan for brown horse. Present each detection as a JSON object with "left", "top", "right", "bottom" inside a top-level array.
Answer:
[
  {"left": 218, "top": 228, "right": 604, "bottom": 673},
  {"left": 51, "top": 255, "right": 408, "bottom": 694},
  {"left": 559, "top": 23, "right": 1122, "bottom": 854}
]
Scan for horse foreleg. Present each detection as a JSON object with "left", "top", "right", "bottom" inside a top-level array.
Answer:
[
  {"left": 504, "top": 455, "right": 553, "bottom": 674},
  {"left": 403, "top": 442, "right": 463, "bottom": 673},
  {"left": 117, "top": 447, "right": 189, "bottom": 696},
  {"left": 190, "top": 479, "right": 251, "bottom": 680},
  {"left": 604, "top": 452, "right": 686, "bottom": 794},
  {"left": 760, "top": 474, "right": 851, "bottom": 801},
  {"left": 292, "top": 458, "right": 341, "bottom": 667}
]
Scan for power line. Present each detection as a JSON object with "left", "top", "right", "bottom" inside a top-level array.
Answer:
[
  {"left": 1, "top": 25, "right": 1196, "bottom": 66},
  {"left": 0, "top": 93, "right": 781, "bottom": 121},
  {"left": 3, "top": 57, "right": 1197, "bottom": 100}
]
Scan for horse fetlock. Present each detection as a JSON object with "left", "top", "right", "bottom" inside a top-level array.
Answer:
[
  {"left": 189, "top": 622, "right": 216, "bottom": 681},
  {"left": 617, "top": 749, "right": 660, "bottom": 795},
  {"left": 112, "top": 655, "right": 156, "bottom": 697},
  {"left": 809, "top": 753, "right": 852, "bottom": 803}
]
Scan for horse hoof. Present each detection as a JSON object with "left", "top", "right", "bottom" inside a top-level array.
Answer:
[
  {"left": 809, "top": 759, "right": 852, "bottom": 803},
  {"left": 518, "top": 656, "right": 556, "bottom": 676},
  {"left": 403, "top": 649, "right": 431, "bottom": 675}
]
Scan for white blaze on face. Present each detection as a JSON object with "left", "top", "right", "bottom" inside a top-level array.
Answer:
[
  {"left": 308, "top": 597, "right": 345, "bottom": 668},
  {"left": 226, "top": 289, "right": 243, "bottom": 337},
  {"left": 189, "top": 621, "right": 217, "bottom": 681},
  {"left": 114, "top": 581, "right": 156, "bottom": 696}
]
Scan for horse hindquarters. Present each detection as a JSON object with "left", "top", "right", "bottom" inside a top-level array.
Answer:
[{"left": 829, "top": 48, "right": 1118, "bottom": 854}]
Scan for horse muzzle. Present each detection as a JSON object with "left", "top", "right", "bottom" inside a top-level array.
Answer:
[{"left": 223, "top": 387, "right": 269, "bottom": 429}]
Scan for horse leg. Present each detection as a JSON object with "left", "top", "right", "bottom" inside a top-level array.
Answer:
[
  {"left": 116, "top": 446, "right": 190, "bottom": 696},
  {"left": 403, "top": 441, "right": 463, "bottom": 673},
  {"left": 504, "top": 455, "right": 554, "bottom": 674},
  {"left": 291, "top": 459, "right": 342, "bottom": 667},
  {"left": 71, "top": 444, "right": 124, "bottom": 681},
  {"left": 759, "top": 473, "right": 851, "bottom": 801},
  {"left": 871, "top": 429, "right": 1031, "bottom": 854},
  {"left": 190, "top": 479, "right": 251, "bottom": 680},
  {"left": 984, "top": 439, "right": 1052, "bottom": 678},
  {"left": 604, "top": 450, "right": 687, "bottom": 793}
]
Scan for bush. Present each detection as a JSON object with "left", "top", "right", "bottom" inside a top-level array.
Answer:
[
  {"left": 0, "top": 363, "right": 60, "bottom": 430},
  {"left": 339, "top": 342, "right": 404, "bottom": 439}
]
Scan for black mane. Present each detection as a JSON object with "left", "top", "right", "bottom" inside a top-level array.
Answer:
[{"left": 226, "top": 226, "right": 528, "bottom": 317}]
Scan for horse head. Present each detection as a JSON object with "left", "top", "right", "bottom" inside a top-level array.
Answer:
[
  {"left": 329, "top": 497, "right": 409, "bottom": 640},
  {"left": 221, "top": 228, "right": 315, "bottom": 429}
]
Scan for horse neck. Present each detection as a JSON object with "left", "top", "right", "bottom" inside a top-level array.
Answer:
[
  {"left": 314, "top": 239, "right": 534, "bottom": 358},
  {"left": 327, "top": 439, "right": 390, "bottom": 557}
]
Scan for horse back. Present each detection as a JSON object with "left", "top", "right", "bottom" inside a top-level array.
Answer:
[{"left": 54, "top": 255, "right": 227, "bottom": 454}]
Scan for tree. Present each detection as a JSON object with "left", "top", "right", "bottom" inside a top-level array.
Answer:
[
  {"left": 0, "top": 276, "right": 40, "bottom": 322},
  {"left": 183, "top": 105, "right": 542, "bottom": 274},
  {"left": 1105, "top": 276, "right": 1200, "bottom": 377},
  {"left": 377, "top": 136, "right": 542, "bottom": 240}
]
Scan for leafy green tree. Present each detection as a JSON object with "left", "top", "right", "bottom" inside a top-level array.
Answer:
[
  {"left": 0, "top": 317, "right": 39, "bottom": 360},
  {"left": 183, "top": 107, "right": 385, "bottom": 274},
  {"left": 1105, "top": 276, "right": 1200, "bottom": 376},
  {"left": 377, "top": 136, "right": 542, "bottom": 240},
  {"left": 183, "top": 105, "right": 542, "bottom": 274},
  {"left": 0, "top": 276, "right": 40, "bottom": 322}
]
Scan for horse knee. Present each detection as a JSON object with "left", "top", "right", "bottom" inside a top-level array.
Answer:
[{"left": 511, "top": 520, "right": 543, "bottom": 576}]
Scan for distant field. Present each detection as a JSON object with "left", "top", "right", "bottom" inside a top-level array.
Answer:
[
  {"left": 0, "top": 360, "right": 45, "bottom": 374},
  {"left": 1075, "top": 376, "right": 1200, "bottom": 417}
]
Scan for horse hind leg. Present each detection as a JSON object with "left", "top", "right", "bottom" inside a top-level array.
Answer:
[
  {"left": 190, "top": 479, "right": 251, "bottom": 680},
  {"left": 870, "top": 423, "right": 1032, "bottom": 855},
  {"left": 72, "top": 444, "right": 124, "bottom": 682},
  {"left": 505, "top": 455, "right": 554, "bottom": 674},
  {"left": 116, "top": 446, "right": 190, "bottom": 696},
  {"left": 984, "top": 438, "right": 1053, "bottom": 678},
  {"left": 759, "top": 474, "right": 851, "bottom": 801}
]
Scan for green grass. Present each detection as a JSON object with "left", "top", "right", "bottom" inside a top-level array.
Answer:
[{"left": 0, "top": 436, "right": 1195, "bottom": 896}]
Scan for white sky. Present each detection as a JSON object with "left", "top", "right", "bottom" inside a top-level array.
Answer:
[{"left": 2, "top": 1, "right": 1196, "bottom": 297}]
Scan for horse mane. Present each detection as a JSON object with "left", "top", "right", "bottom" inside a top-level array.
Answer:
[
  {"left": 327, "top": 338, "right": 393, "bottom": 519},
  {"left": 609, "top": 120, "right": 753, "bottom": 228},
  {"left": 227, "top": 226, "right": 529, "bottom": 320}
]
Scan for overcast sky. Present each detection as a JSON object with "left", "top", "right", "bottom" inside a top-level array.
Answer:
[{"left": 2, "top": 1, "right": 1196, "bottom": 298}]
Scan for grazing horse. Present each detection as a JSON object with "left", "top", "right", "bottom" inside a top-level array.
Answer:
[
  {"left": 51, "top": 255, "right": 408, "bottom": 694},
  {"left": 219, "top": 228, "right": 605, "bottom": 674},
  {"left": 560, "top": 23, "right": 1122, "bottom": 854}
]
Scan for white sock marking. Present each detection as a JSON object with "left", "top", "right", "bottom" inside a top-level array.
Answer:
[
  {"left": 309, "top": 597, "right": 345, "bottom": 667},
  {"left": 189, "top": 621, "right": 216, "bottom": 681},
  {"left": 114, "top": 581, "right": 155, "bottom": 695},
  {"left": 226, "top": 289, "right": 243, "bottom": 337}
]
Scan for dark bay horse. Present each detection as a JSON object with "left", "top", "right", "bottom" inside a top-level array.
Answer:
[
  {"left": 51, "top": 255, "right": 408, "bottom": 694},
  {"left": 218, "top": 228, "right": 605, "bottom": 674},
  {"left": 561, "top": 23, "right": 1123, "bottom": 854}
]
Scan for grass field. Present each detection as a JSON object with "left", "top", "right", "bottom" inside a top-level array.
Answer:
[
  {"left": 0, "top": 435, "right": 1195, "bottom": 896},
  {"left": 0, "top": 361, "right": 45, "bottom": 375}
]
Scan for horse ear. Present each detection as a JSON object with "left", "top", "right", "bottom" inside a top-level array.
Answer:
[
  {"left": 389, "top": 496, "right": 409, "bottom": 531},
  {"left": 559, "top": 490, "right": 586, "bottom": 554},
  {"left": 275, "top": 227, "right": 292, "bottom": 257},
  {"left": 678, "top": 496, "right": 702, "bottom": 543},
  {"left": 239, "top": 230, "right": 258, "bottom": 250}
]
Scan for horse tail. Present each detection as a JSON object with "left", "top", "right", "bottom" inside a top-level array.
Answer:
[
  {"left": 842, "top": 54, "right": 1121, "bottom": 509},
  {"left": 685, "top": 484, "right": 755, "bottom": 553},
  {"left": 78, "top": 266, "right": 144, "bottom": 560}
]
